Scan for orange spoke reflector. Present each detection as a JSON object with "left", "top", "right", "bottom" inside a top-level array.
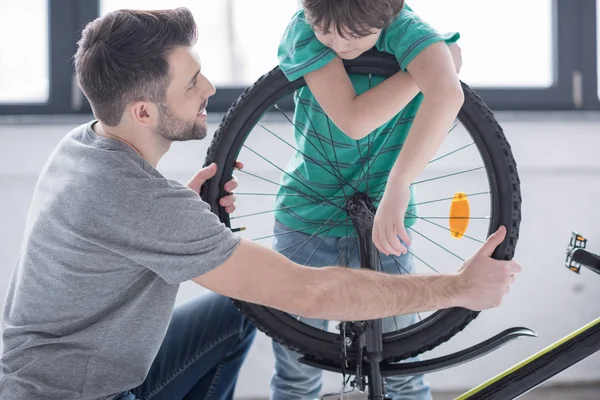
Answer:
[{"left": 449, "top": 191, "right": 470, "bottom": 239}]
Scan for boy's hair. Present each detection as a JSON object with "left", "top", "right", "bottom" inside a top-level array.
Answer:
[
  {"left": 302, "top": 0, "right": 405, "bottom": 38},
  {"left": 74, "top": 8, "right": 198, "bottom": 126}
]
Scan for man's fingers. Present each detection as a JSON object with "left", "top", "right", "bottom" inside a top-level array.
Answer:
[
  {"left": 224, "top": 175, "right": 238, "bottom": 192},
  {"left": 504, "top": 261, "right": 521, "bottom": 275},
  {"left": 478, "top": 225, "right": 506, "bottom": 257},
  {"left": 194, "top": 163, "right": 218, "bottom": 180},
  {"left": 234, "top": 160, "right": 244, "bottom": 170},
  {"left": 220, "top": 194, "right": 236, "bottom": 207},
  {"left": 188, "top": 163, "right": 218, "bottom": 192}
]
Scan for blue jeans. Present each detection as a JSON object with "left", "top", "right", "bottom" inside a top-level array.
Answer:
[
  {"left": 115, "top": 293, "right": 256, "bottom": 400},
  {"left": 270, "top": 220, "right": 431, "bottom": 400}
]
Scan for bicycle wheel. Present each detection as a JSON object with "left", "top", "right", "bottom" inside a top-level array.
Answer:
[{"left": 201, "top": 50, "right": 521, "bottom": 364}]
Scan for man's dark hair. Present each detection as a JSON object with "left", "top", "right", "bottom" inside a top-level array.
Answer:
[
  {"left": 74, "top": 8, "right": 198, "bottom": 126},
  {"left": 302, "top": 0, "right": 405, "bottom": 38}
]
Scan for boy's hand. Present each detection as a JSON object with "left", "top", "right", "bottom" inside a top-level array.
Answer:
[
  {"left": 373, "top": 185, "right": 412, "bottom": 256},
  {"left": 187, "top": 161, "right": 244, "bottom": 214}
]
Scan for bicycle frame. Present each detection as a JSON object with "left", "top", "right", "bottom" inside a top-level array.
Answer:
[
  {"left": 456, "top": 317, "right": 600, "bottom": 399},
  {"left": 315, "top": 231, "right": 600, "bottom": 400},
  {"left": 456, "top": 233, "right": 600, "bottom": 399}
]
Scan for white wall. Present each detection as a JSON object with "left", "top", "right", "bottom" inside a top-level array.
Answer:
[{"left": 1, "top": 112, "right": 600, "bottom": 398}]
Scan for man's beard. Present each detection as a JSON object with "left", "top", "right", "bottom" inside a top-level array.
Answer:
[{"left": 156, "top": 103, "right": 206, "bottom": 141}]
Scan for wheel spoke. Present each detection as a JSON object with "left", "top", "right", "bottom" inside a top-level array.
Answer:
[
  {"left": 411, "top": 191, "right": 490, "bottom": 207},
  {"left": 288, "top": 208, "right": 346, "bottom": 260},
  {"left": 384, "top": 251, "right": 411, "bottom": 275},
  {"left": 235, "top": 192, "right": 347, "bottom": 199},
  {"left": 331, "top": 228, "right": 356, "bottom": 266},
  {"left": 405, "top": 211, "right": 484, "bottom": 244},
  {"left": 370, "top": 187, "right": 490, "bottom": 207},
  {"left": 408, "top": 216, "right": 490, "bottom": 220},
  {"left": 407, "top": 226, "right": 465, "bottom": 262},
  {"left": 399, "top": 251, "right": 438, "bottom": 274},
  {"left": 303, "top": 219, "right": 348, "bottom": 266},
  {"left": 366, "top": 73, "right": 373, "bottom": 194},
  {"left": 428, "top": 142, "right": 475, "bottom": 165},
  {"left": 230, "top": 200, "right": 340, "bottom": 220},
  {"left": 242, "top": 144, "right": 340, "bottom": 208},
  {"left": 412, "top": 166, "right": 485, "bottom": 186},
  {"left": 209, "top": 60, "right": 517, "bottom": 347},
  {"left": 354, "top": 107, "right": 410, "bottom": 191},
  {"left": 236, "top": 169, "right": 333, "bottom": 206},
  {"left": 274, "top": 104, "right": 358, "bottom": 193},
  {"left": 252, "top": 219, "right": 346, "bottom": 242},
  {"left": 325, "top": 117, "right": 348, "bottom": 198},
  {"left": 296, "top": 101, "right": 358, "bottom": 193},
  {"left": 275, "top": 218, "right": 350, "bottom": 254},
  {"left": 256, "top": 121, "right": 353, "bottom": 191}
]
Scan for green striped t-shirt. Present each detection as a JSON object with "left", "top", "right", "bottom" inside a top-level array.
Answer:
[{"left": 274, "top": 5, "right": 459, "bottom": 237}]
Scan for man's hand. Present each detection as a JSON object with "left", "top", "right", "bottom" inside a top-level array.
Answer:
[
  {"left": 456, "top": 225, "right": 521, "bottom": 311},
  {"left": 187, "top": 160, "right": 244, "bottom": 214},
  {"left": 373, "top": 185, "right": 412, "bottom": 256}
]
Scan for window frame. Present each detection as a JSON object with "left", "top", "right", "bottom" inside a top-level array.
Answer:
[
  {"left": 0, "top": 0, "right": 98, "bottom": 116},
  {"left": 0, "top": 0, "right": 597, "bottom": 117}
]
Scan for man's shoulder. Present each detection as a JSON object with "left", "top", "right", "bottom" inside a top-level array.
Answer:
[{"left": 37, "top": 120, "right": 161, "bottom": 209}]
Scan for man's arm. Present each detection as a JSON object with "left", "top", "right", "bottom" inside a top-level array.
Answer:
[
  {"left": 303, "top": 43, "right": 462, "bottom": 140},
  {"left": 193, "top": 226, "right": 520, "bottom": 321}
]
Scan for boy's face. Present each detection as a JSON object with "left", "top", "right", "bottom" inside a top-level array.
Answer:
[{"left": 313, "top": 26, "right": 381, "bottom": 60}]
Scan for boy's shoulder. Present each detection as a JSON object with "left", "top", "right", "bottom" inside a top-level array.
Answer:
[
  {"left": 277, "top": 8, "right": 336, "bottom": 82},
  {"left": 280, "top": 9, "right": 315, "bottom": 47},
  {"left": 376, "top": 5, "right": 460, "bottom": 71}
]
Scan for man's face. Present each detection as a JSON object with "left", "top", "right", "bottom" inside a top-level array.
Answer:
[
  {"left": 313, "top": 25, "right": 381, "bottom": 60},
  {"left": 157, "top": 46, "right": 215, "bottom": 141}
]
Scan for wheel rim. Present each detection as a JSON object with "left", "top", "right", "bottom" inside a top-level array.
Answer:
[{"left": 204, "top": 52, "right": 516, "bottom": 358}]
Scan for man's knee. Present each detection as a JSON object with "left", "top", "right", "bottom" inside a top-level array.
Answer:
[{"left": 216, "top": 295, "right": 256, "bottom": 343}]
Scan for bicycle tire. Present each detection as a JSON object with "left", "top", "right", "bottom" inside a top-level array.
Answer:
[{"left": 201, "top": 50, "right": 521, "bottom": 363}]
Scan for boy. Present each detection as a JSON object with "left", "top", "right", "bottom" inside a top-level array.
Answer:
[{"left": 271, "top": 1, "right": 463, "bottom": 398}]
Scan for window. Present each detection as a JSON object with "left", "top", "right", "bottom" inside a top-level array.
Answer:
[
  {"left": 0, "top": 0, "right": 49, "bottom": 103},
  {"left": 100, "top": 0, "right": 300, "bottom": 87},
  {"left": 0, "top": 0, "right": 597, "bottom": 116},
  {"left": 408, "top": 0, "right": 553, "bottom": 88}
]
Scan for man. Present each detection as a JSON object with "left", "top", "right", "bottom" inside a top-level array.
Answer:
[{"left": 0, "top": 8, "right": 520, "bottom": 400}]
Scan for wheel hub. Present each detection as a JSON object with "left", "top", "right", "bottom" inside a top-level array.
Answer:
[{"left": 344, "top": 193, "right": 376, "bottom": 233}]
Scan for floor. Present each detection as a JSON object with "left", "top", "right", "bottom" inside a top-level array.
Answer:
[
  {"left": 435, "top": 383, "right": 600, "bottom": 400},
  {"left": 247, "top": 383, "right": 600, "bottom": 399}
]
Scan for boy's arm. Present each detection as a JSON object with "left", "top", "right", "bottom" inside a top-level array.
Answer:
[
  {"left": 303, "top": 59, "right": 420, "bottom": 140},
  {"left": 373, "top": 41, "right": 464, "bottom": 256},
  {"left": 303, "top": 43, "right": 462, "bottom": 140}
]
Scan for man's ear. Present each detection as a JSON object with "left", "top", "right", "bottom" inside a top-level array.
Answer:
[{"left": 128, "top": 101, "right": 159, "bottom": 127}]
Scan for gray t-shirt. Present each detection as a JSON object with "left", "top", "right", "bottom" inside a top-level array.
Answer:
[{"left": 0, "top": 121, "right": 241, "bottom": 399}]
